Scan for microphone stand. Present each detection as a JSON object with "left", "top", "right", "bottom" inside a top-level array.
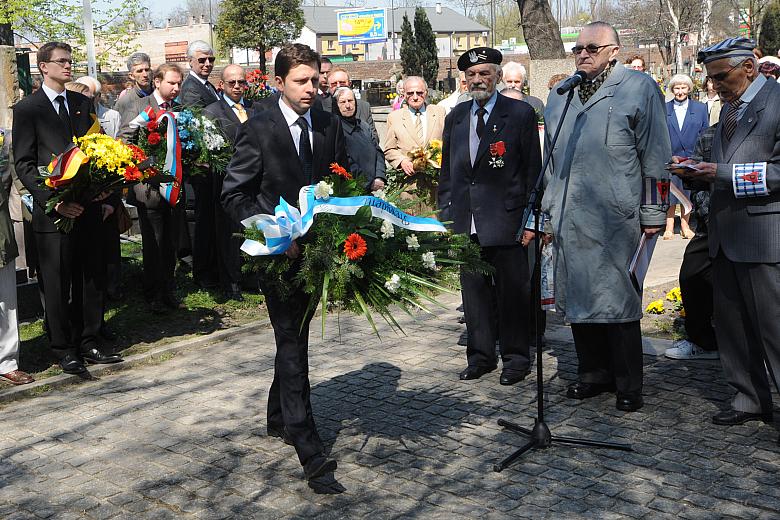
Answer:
[{"left": 493, "top": 87, "right": 633, "bottom": 473}]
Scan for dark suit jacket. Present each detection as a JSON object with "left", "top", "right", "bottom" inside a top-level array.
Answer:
[
  {"left": 340, "top": 117, "right": 386, "bottom": 191},
  {"left": 179, "top": 72, "right": 220, "bottom": 109},
  {"left": 203, "top": 97, "right": 255, "bottom": 144},
  {"left": 437, "top": 93, "right": 541, "bottom": 247},
  {"left": 318, "top": 95, "right": 379, "bottom": 144},
  {"left": 221, "top": 100, "right": 347, "bottom": 223},
  {"left": 666, "top": 99, "right": 709, "bottom": 157},
  {"left": 12, "top": 88, "right": 97, "bottom": 232},
  {"left": 709, "top": 77, "right": 780, "bottom": 263}
]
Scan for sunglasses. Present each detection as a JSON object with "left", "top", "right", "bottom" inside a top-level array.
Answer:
[
  {"left": 197, "top": 57, "right": 216, "bottom": 64},
  {"left": 406, "top": 91, "right": 426, "bottom": 96},
  {"left": 571, "top": 44, "right": 615, "bottom": 56},
  {"left": 225, "top": 79, "right": 248, "bottom": 87},
  {"left": 706, "top": 61, "right": 743, "bottom": 82},
  {"left": 47, "top": 58, "right": 73, "bottom": 66}
]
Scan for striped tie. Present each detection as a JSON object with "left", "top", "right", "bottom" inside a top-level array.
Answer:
[
  {"left": 414, "top": 111, "right": 423, "bottom": 142},
  {"left": 721, "top": 99, "right": 743, "bottom": 141}
]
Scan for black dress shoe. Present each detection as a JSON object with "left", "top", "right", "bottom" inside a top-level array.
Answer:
[
  {"left": 81, "top": 348, "right": 123, "bottom": 365},
  {"left": 60, "top": 354, "right": 87, "bottom": 374},
  {"left": 459, "top": 365, "right": 496, "bottom": 380},
  {"left": 499, "top": 369, "right": 530, "bottom": 386},
  {"left": 711, "top": 409, "right": 773, "bottom": 426},
  {"left": 616, "top": 393, "right": 643, "bottom": 412},
  {"left": 566, "top": 381, "right": 616, "bottom": 400},
  {"left": 457, "top": 331, "right": 468, "bottom": 346},
  {"left": 267, "top": 426, "right": 293, "bottom": 445},
  {"left": 303, "top": 455, "right": 337, "bottom": 481}
]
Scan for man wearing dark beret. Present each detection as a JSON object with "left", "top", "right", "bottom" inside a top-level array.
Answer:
[
  {"left": 438, "top": 47, "right": 542, "bottom": 386},
  {"left": 670, "top": 37, "right": 780, "bottom": 427}
]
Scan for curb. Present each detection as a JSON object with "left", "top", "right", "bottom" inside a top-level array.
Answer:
[{"left": 0, "top": 318, "right": 271, "bottom": 405}]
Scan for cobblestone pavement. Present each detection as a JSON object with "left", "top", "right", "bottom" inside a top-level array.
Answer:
[{"left": 1, "top": 293, "right": 779, "bottom": 519}]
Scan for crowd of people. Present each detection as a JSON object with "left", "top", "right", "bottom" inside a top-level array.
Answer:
[{"left": 1, "top": 22, "right": 779, "bottom": 479}]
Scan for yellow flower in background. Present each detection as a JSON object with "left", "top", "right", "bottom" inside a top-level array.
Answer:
[
  {"left": 645, "top": 299, "right": 665, "bottom": 314},
  {"left": 666, "top": 287, "right": 682, "bottom": 302}
]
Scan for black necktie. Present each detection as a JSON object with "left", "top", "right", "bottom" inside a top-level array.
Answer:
[
  {"left": 721, "top": 99, "right": 743, "bottom": 141},
  {"left": 160, "top": 101, "right": 169, "bottom": 110},
  {"left": 296, "top": 117, "right": 313, "bottom": 183},
  {"left": 56, "top": 95, "right": 73, "bottom": 137},
  {"left": 206, "top": 82, "right": 219, "bottom": 99},
  {"left": 476, "top": 107, "right": 487, "bottom": 139}
]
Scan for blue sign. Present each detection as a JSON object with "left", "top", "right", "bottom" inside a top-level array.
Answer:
[{"left": 337, "top": 9, "right": 387, "bottom": 45}]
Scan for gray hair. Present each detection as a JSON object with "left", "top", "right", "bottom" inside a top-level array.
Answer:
[
  {"left": 500, "top": 87, "right": 523, "bottom": 100},
  {"left": 187, "top": 40, "right": 214, "bottom": 58},
  {"left": 502, "top": 61, "right": 526, "bottom": 80},
  {"left": 585, "top": 21, "right": 620, "bottom": 46},
  {"left": 126, "top": 52, "right": 150, "bottom": 71},
  {"left": 667, "top": 73, "right": 693, "bottom": 91},
  {"left": 333, "top": 86, "right": 354, "bottom": 103},
  {"left": 726, "top": 55, "right": 757, "bottom": 68},
  {"left": 403, "top": 76, "right": 428, "bottom": 91}
]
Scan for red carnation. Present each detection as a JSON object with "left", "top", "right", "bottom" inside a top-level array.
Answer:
[
  {"left": 330, "top": 162, "right": 352, "bottom": 180},
  {"left": 343, "top": 233, "right": 367, "bottom": 261},
  {"left": 147, "top": 132, "right": 161, "bottom": 145},
  {"left": 146, "top": 120, "right": 158, "bottom": 131}
]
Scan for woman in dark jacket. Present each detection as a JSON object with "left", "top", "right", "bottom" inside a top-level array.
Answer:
[{"left": 333, "top": 87, "right": 386, "bottom": 192}]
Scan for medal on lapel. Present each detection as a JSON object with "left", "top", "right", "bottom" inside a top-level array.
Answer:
[{"left": 489, "top": 141, "right": 505, "bottom": 168}]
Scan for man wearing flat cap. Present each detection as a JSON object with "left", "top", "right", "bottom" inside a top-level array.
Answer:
[
  {"left": 438, "top": 47, "right": 542, "bottom": 386},
  {"left": 538, "top": 22, "right": 671, "bottom": 412},
  {"left": 670, "top": 37, "right": 780, "bottom": 427}
]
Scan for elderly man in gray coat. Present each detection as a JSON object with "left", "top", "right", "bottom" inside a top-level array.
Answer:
[
  {"left": 540, "top": 22, "right": 671, "bottom": 412},
  {"left": 671, "top": 37, "right": 780, "bottom": 428}
]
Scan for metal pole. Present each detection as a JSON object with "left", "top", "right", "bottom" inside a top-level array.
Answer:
[
  {"left": 83, "top": 0, "right": 97, "bottom": 77},
  {"left": 208, "top": 0, "right": 214, "bottom": 48}
]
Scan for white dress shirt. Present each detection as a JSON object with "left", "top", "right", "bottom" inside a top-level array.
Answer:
[
  {"left": 278, "top": 97, "right": 313, "bottom": 154},
  {"left": 468, "top": 91, "right": 498, "bottom": 234},
  {"left": 409, "top": 106, "right": 428, "bottom": 140},
  {"left": 41, "top": 83, "right": 69, "bottom": 115},
  {"left": 673, "top": 98, "right": 688, "bottom": 131}
]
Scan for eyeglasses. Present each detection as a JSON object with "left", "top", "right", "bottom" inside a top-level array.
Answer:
[
  {"left": 406, "top": 91, "right": 426, "bottom": 96},
  {"left": 707, "top": 61, "right": 743, "bottom": 82},
  {"left": 225, "top": 80, "right": 248, "bottom": 87},
  {"left": 46, "top": 58, "right": 73, "bottom": 66},
  {"left": 197, "top": 57, "right": 216, "bottom": 64},
  {"left": 571, "top": 44, "right": 615, "bottom": 56}
]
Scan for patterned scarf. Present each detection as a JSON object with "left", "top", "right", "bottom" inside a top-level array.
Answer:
[{"left": 578, "top": 61, "right": 615, "bottom": 104}]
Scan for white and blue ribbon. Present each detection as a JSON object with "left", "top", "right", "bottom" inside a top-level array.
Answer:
[
  {"left": 733, "top": 162, "right": 769, "bottom": 198},
  {"left": 240, "top": 185, "right": 447, "bottom": 256}
]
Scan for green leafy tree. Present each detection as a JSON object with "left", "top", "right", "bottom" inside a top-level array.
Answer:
[
  {"left": 413, "top": 7, "right": 438, "bottom": 88},
  {"left": 399, "top": 13, "right": 418, "bottom": 78},
  {"left": 760, "top": 2, "right": 780, "bottom": 57},
  {"left": 216, "top": 0, "right": 304, "bottom": 72},
  {"left": 0, "top": 0, "right": 143, "bottom": 70}
]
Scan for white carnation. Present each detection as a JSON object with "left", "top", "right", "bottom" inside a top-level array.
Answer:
[
  {"left": 372, "top": 189, "right": 386, "bottom": 200},
  {"left": 384, "top": 274, "right": 401, "bottom": 293},
  {"left": 422, "top": 252, "right": 436, "bottom": 270},
  {"left": 406, "top": 234, "right": 420, "bottom": 250},
  {"left": 314, "top": 181, "right": 333, "bottom": 199},
  {"left": 380, "top": 219, "right": 394, "bottom": 239}
]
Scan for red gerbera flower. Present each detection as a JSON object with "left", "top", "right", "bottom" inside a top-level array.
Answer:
[
  {"left": 343, "top": 233, "right": 367, "bottom": 261},
  {"left": 126, "top": 143, "right": 147, "bottom": 162},
  {"left": 146, "top": 120, "right": 158, "bottom": 131},
  {"left": 123, "top": 165, "right": 142, "bottom": 181},
  {"left": 147, "top": 132, "right": 161, "bottom": 145},
  {"left": 330, "top": 162, "right": 352, "bottom": 180}
]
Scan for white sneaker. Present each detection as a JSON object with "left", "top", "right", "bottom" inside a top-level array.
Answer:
[{"left": 665, "top": 339, "right": 719, "bottom": 360}]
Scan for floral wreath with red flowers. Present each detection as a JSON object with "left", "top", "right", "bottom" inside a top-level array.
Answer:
[{"left": 489, "top": 141, "right": 506, "bottom": 168}]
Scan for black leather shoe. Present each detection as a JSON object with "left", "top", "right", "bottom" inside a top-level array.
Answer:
[
  {"left": 499, "top": 369, "right": 530, "bottom": 386},
  {"left": 566, "top": 381, "right": 616, "bottom": 400},
  {"left": 711, "top": 409, "right": 773, "bottom": 426},
  {"left": 459, "top": 365, "right": 496, "bottom": 380},
  {"left": 457, "top": 314, "right": 466, "bottom": 324},
  {"left": 616, "top": 394, "right": 643, "bottom": 412},
  {"left": 60, "top": 354, "right": 87, "bottom": 374},
  {"left": 267, "top": 426, "right": 293, "bottom": 445},
  {"left": 457, "top": 331, "right": 468, "bottom": 346},
  {"left": 81, "top": 348, "right": 123, "bottom": 365},
  {"left": 303, "top": 455, "right": 337, "bottom": 481}
]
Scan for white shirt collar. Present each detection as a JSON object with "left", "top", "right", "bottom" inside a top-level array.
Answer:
[
  {"left": 189, "top": 70, "right": 209, "bottom": 85},
  {"left": 41, "top": 82, "right": 66, "bottom": 103},
  {"left": 153, "top": 91, "right": 168, "bottom": 107},
  {"left": 278, "top": 96, "right": 312, "bottom": 129}
]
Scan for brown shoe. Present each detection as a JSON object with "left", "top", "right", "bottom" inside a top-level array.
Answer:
[{"left": 0, "top": 370, "right": 35, "bottom": 385}]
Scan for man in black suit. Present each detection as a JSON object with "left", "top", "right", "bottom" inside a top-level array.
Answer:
[
  {"left": 13, "top": 42, "right": 122, "bottom": 374},
  {"left": 222, "top": 44, "right": 346, "bottom": 481},
  {"left": 180, "top": 40, "right": 221, "bottom": 289},
  {"left": 203, "top": 64, "right": 254, "bottom": 301},
  {"left": 118, "top": 63, "right": 184, "bottom": 312},
  {"left": 438, "top": 47, "right": 542, "bottom": 386}
]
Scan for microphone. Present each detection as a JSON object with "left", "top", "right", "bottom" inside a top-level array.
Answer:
[{"left": 556, "top": 70, "right": 588, "bottom": 95}]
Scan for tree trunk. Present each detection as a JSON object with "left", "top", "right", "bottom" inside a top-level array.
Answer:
[
  {"left": 517, "top": 0, "right": 566, "bottom": 59},
  {"left": 700, "top": 0, "right": 712, "bottom": 47},
  {"left": 257, "top": 46, "right": 266, "bottom": 73},
  {"left": 0, "top": 23, "right": 12, "bottom": 46},
  {"left": 665, "top": 0, "right": 683, "bottom": 72}
]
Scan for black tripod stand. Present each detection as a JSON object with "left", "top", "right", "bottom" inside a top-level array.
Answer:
[{"left": 493, "top": 88, "right": 633, "bottom": 473}]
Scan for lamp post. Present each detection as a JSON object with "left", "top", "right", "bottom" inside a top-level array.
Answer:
[
  {"left": 208, "top": 0, "right": 214, "bottom": 48},
  {"left": 83, "top": 0, "right": 97, "bottom": 77},
  {"left": 390, "top": 0, "right": 396, "bottom": 60}
]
